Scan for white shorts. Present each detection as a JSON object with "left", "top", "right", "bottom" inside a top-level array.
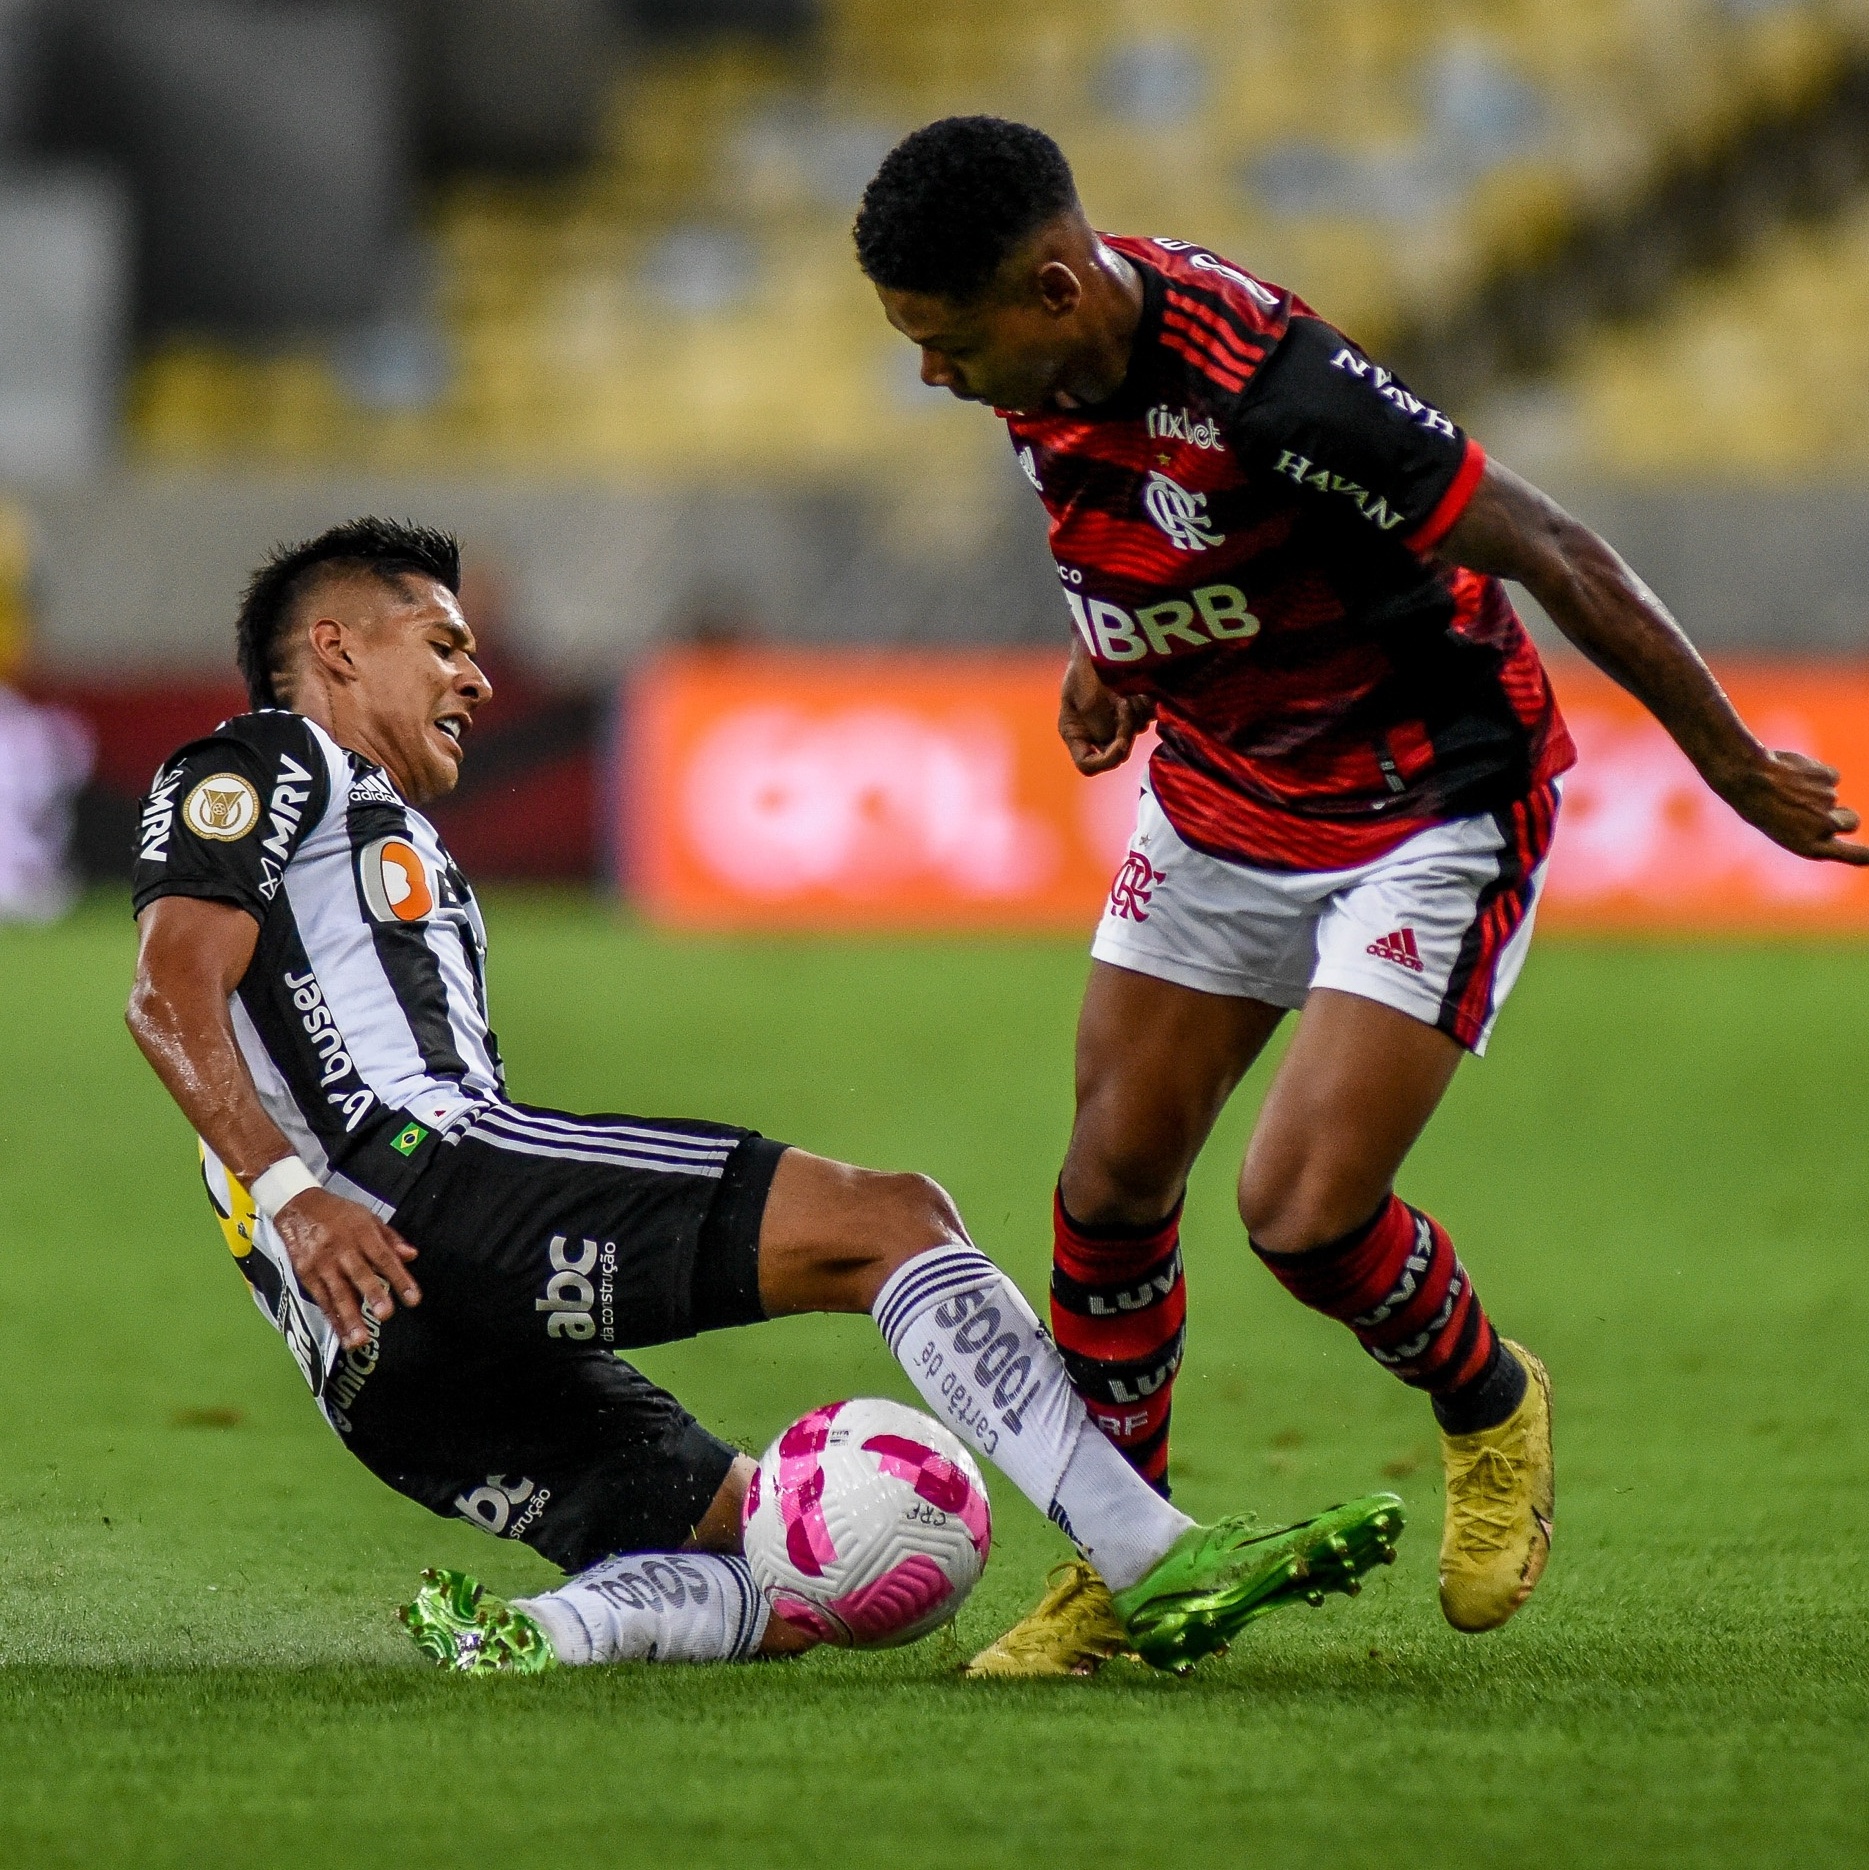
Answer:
[{"left": 1090, "top": 779, "right": 1562, "bottom": 1055}]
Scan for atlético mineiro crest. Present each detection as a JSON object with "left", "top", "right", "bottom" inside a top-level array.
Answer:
[
  {"left": 1110, "top": 849, "right": 1166, "bottom": 921},
  {"left": 1142, "top": 471, "right": 1225, "bottom": 552}
]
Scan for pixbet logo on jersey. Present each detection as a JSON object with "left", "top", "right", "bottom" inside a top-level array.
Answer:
[
  {"left": 1142, "top": 471, "right": 1225, "bottom": 551},
  {"left": 1146, "top": 406, "right": 1225, "bottom": 451}
]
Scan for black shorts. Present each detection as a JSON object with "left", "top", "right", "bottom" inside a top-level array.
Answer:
[{"left": 327, "top": 1103, "right": 788, "bottom": 1574}]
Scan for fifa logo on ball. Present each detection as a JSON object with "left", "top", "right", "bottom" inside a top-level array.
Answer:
[{"left": 536, "top": 1234, "right": 599, "bottom": 1339}]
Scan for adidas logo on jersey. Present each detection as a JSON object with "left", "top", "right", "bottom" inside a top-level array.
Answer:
[
  {"left": 350, "top": 769, "right": 399, "bottom": 806},
  {"left": 1366, "top": 927, "right": 1426, "bottom": 973}
]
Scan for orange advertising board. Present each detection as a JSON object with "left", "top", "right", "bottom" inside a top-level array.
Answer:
[
  {"left": 1537, "top": 660, "right": 1869, "bottom": 931},
  {"left": 621, "top": 651, "right": 1869, "bottom": 933}
]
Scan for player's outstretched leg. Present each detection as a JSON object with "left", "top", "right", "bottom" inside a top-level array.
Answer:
[
  {"left": 759, "top": 1150, "right": 1407, "bottom": 1676},
  {"left": 402, "top": 1551, "right": 788, "bottom": 1672}
]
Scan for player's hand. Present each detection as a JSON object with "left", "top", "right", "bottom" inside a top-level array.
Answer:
[
  {"left": 272, "top": 1187, "right": 421, "bottom": 1350},
  {"left": 1060, "top": 651, "right": 1155, "bottom": 775},
  {"left": 1715, "top": 748, "right": 1869, "bottom": 865}
]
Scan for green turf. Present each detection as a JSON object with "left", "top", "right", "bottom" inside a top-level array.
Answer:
[{"left": 3, "top": 893, "right": 1867, "bottom": 1868}]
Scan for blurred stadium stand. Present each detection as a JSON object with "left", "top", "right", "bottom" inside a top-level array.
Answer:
[
  {"left": 1481, "top": 189, "right": 1869, "bottom": 476},
  {"left": 0, "top": 0, "right": 1866, "bottom": 891},
  {"left": 96, "top": 0, "right": 1869, "bottom": 479}
]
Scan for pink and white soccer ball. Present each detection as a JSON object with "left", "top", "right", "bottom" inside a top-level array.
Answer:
[{"left": 741, "top": 1397, "right": 992, "bottom": 1648}]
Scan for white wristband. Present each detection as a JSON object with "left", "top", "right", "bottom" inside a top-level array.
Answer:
[{"left": 251, "top": 1156, "right": 319, "bottom": 1220}]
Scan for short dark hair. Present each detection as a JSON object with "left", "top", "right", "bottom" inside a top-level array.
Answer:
[
  {"left": 854, "top": 116, "right": 1078, "bottom": 302},
  {"left": 234, "top": 517, "right": 461, "bottom": 710}
]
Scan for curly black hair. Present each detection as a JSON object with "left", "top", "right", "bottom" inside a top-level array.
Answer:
[
  {"left": 234, "top": 517, "right": 462, "bottom": 710},
  {"left": 854, "top": 116, "right": 1078, "bottom": 301}
]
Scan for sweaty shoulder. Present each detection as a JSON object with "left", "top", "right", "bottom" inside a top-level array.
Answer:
[
  {"left": 1227, "top": 315, "right": 1485, "bottom": 553},
  {"left": 132, "top": 711, "right": 333, "bottom": 920}
]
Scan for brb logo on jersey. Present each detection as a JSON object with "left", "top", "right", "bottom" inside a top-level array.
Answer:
[
  {"left": 1143, "top": 471, "right": 1225, "bottom": 552},
  {"left": 358, "top": 836, "right": 435, "bottom": 922}
]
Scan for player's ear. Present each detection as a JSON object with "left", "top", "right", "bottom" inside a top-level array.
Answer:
[
  {"left": 1034, "top": 258, "right": 1084, "bottom": 318},
  {"left": 305, "top": 615, "right": 358, "bottom": 683}
]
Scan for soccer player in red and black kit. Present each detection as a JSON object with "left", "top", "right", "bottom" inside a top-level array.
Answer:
[{"left": 854, "top": 118, "right": 1869, "bottom": 1675}]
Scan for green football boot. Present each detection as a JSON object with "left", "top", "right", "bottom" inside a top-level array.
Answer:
[
  {"left": 1112, "top": 1493, "right": 1406, "bottom": 1674},
  {"left": 400, "top": 1566, "right": 558, "bottom": 1675}
]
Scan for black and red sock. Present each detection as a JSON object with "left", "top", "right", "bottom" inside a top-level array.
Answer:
[
  {"left": 1049, "top": 1188, "right": 1186, "bottom": 1494},
  {"left": 1253, "top": 1195, "right": 1525, "bottom": 1435}
]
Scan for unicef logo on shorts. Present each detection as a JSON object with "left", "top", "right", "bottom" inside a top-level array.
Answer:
[{"left": 1143, "top": 471, "right": 1225, "bottom": 552}]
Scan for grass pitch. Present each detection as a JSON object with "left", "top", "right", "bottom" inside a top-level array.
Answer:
[{"left": 3, "top": 894, "right": 1867, "bottom": 1868}]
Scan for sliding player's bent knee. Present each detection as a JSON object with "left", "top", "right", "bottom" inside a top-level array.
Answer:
[
  {"left": 759, "top": 1152, "right": 968, "bottom": 1315},
  {"left": 864, "top": 1170, "right": 967, "bottom": 1281}
]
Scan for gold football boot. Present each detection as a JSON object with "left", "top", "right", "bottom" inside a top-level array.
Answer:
[
  {"left": 1438, "top": 1339, "right": 1554, "bottom": 1632},
  {"left": 961, "top": 1560, "right": 1133, "bottom": 1678}
]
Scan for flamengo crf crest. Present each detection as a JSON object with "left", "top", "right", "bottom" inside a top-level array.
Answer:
[{"left": 1143, "top": 471, "right": 1225, "bottom": 551}]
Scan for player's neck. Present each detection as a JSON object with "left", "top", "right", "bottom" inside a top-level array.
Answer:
[
  {"left": 1050, "top": 245, "right": 1145, "bottom": 411},
  {"left": 286, "top": 684, "right": 421, "bottom": 803}
]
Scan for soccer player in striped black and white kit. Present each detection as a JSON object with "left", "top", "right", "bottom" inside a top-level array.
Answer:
[{"left": 128, "top": 518, "right": 1404, "bottom": 1675}]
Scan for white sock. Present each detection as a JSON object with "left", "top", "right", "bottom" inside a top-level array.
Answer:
[
  {"left": 873, "top": 1246, "right": 1193, "bottom": 1591},
  {"left": 514, "top": 1551, "right": 769, "bottom": 1665}
]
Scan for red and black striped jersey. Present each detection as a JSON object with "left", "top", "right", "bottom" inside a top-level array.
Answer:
[{"left": 1006, "top": 234, "right": 1575, "bottom": 871}]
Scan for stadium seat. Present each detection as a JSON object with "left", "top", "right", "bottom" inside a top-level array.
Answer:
[{"left": 124, "top": 0, "right": 1869, "bottom": 481}]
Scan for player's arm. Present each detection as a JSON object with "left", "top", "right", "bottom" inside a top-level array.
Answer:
[
  {"left": 127, "top": 894, "right": 420, "bottom": 1349},
  {"left": 1059, "top": 636, "right": 1156, "bottom": 775},
  {"left": 1439, "top": 459, "right": 1869, "bottom": 866}
]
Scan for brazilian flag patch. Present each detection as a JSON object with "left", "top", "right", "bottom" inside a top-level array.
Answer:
[{"left": 391, "top": 1122, "right": 430, "bottom": 1157}]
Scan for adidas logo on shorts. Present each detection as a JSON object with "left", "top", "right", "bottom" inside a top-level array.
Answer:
[{"left": 1366, "top": 927, "right": 1426, "bottom": 973}]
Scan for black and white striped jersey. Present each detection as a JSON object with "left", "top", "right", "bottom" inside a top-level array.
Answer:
[{"left": 132, "top": 710, "right": 505, "bottom": 1213}]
